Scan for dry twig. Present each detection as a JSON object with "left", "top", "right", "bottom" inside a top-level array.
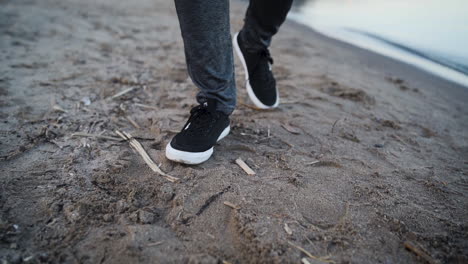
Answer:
[
  {"left": 284, "top": 223, "right": 293, "bottom": 235},
  {"left": 306, "top": 160, "right": 320, "bottom": 166},
  {"left": 135, "top": 103, "right": 158, "bottom": 110},
  {"left": 287, "top": 241, "right": 334, "bottom": 263},
  {"left": 52, "top": 105, "right": 67, "bottom": 113},
  {"left": 146, "top": 241, "right": 164, "bottom": 247},
  {"left": 404, "top": 241, "right": 438, "bottom": 264},
  {"left": 126, "top": 116, "right": 141, "bottom": 129},
  {"left": 71, "top": 132, "right": 122, "bottom": 141},
  {"left": 223, "top": 201, "right": 241, "bottom": 210},
  {"left": 281, "top": 123, "right": 301, "bottom": 134},
  {"left": 331, "top": 119, "right": 340, "bottom": 134},
  {"left": 235, "top": 158, "right": 256, "bottom": 175},
  {"left": 111, "top": 87, "right": 136, "bottom": 99},
  {"left": 51, "top": 72, "right": 87, "bottom": 82},
  {"left": 115, "top": 130, "right": 179, "bottom": 182}
]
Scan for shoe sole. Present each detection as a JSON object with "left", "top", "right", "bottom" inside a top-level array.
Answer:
[
  {"left": 233, "top": 32, "right": 279, "bottom": 109},
  {"left": 165, "top": 126, "right": 230, "bottom": 165}
]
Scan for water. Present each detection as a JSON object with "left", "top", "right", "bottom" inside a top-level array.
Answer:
[{"left": 288, "top": 0, "right": 468, "bottom": 87}]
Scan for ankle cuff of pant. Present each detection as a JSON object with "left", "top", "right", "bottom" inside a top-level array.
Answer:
[
  {"left": 216, "top": 105, "right": 234, "bottom": 116},
  {"left": 239, "top": 24, "right": 270, "bottom": 53},
  {"left": 197, "top": 95, "right": 235, "bottom": 116}
]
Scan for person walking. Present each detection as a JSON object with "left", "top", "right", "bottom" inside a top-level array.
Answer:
[{"left": 166, "top": 0, "right": 294, "bottom": 164}]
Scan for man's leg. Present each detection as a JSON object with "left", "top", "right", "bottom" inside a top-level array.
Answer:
[
  {"left": 166, "top": 0, "right": 234, "bottom": 165},
  {"left": 232, "top": 0, "right": 293, "bottom": 109},
  {"left": 240, "top": 0, "right": 294, "bottom": 53},
  {"left": 174, "top": 0, "right": 236, "bottom": 115}
]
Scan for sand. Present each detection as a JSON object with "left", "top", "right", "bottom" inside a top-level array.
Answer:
[{"left": 1, "top": 0, "right": 467, "bottom": 263}]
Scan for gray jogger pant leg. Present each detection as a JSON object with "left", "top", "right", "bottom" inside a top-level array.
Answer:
[{"left": 174, "top": 0, "right": 293, "bottom": 115}]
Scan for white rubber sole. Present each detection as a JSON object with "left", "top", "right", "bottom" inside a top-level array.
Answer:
[
  {"left": 233, "top": 32, "right": 279, "bottom": 109},
  {"left": 165, "top": 126, "right": 230, "bottom": 165}
]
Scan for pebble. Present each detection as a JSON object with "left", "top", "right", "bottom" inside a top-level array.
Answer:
[
  {"left": 81, "top": 96, "right": 91, "bottom": 105},
  {"left": 116, "top": 200, "right": 129, "bottom": 213},
  {"left": 102, "top": 214, "right": 113, "bottom": 222},
  {"left": 138, "top": 210, "right": 155, "bottom": 224},
  {"left": 63, "top": 205, "right": 81, "bottom": 222},
  {"left": 129, "top": 211, "right": 139, "bottom": 223},
  {"left": 160, "top": 184, "right": 175, "bottom": 201}
]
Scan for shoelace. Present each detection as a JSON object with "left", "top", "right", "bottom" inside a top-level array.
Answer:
[
  {"left": 260, "top": 48, "right": 274, "bottom": 66},
  {"left": 251, "top": 48, "right": 275, "bottom": 86},
  {"left": 248, "top": 48, "right": 274, "bottom": 73},
  {"left": 183, "top": 104, "right": 217, "bottom": 136}
]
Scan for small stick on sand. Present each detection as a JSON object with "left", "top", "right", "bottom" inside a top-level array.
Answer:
[
  {"left": 71, "top": 132, "right": 122, "bottom": 141},
  {"left": 404, "top": 241, "right": 438, "bottom": 264},
  {"left": 331, "top": 118, "right": 340, "bottom": 134},
  {"left": 52, "top": 105, "right": 67, "bottom": 113},
  {"left": 306, "top": 160, "right": 320, "bottom": 166},
  {"left": 146, "top": 241, "right": 164, "bottom": 247},
  {"left": 284, "top": 223, "right": 293, "bottom": 235},
  {"left": 115, "top": 130, "right": 179, "bottom": 183},
  {"left": 281, "top": 123, "right": 301, "bottom": 135},
  {"left": 111, "top": 87, "right": 136, "bottom": 99},
  {"left": 223, "top": 201, "right": 241, "bottom": 210},
  {"left": 135, "top": 103, "right": 158, "bottom": 110},
  {"left": 278, "top": 138, "right": 293, "bottom": 148},
  {"left": 126, "top": 116, "right": 141, "bottom": 129},
  {"left": 301, "top": 258, "right": 312, "bottom": 264},
  {"left": 51, "top": 72, "right": 87, "bottom": 82},
  {"left": 287, "top": 241, "right": 334, "bottom": 263},
  {"left": 235, "top": 158, "right": 255, "bottom": 175}
]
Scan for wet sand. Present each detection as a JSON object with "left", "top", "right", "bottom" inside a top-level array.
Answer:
[{"left": 1, "top": 0, "right": 467, "bottom": 263}]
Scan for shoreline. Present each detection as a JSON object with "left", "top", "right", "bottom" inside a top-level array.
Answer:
[
  {"left": 287, "top": 0, "right": 468, "bottom": 89},
  {"left": 1, "top": 0, "right": 467, "bottom": 263},
  {"left": 283, "top": 17, "right": 468, "bottom": 100}
]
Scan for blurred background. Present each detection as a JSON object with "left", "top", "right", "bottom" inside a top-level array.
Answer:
[{"left": 289, "top": 0, "right": 468, "bottom": 87}]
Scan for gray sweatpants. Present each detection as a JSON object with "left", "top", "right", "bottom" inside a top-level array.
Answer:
[{"left": 174, "top": 0, "right": 293, "bottom": 115}]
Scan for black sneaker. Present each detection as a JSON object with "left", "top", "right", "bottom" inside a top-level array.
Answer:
[
  {"left": 233, "top": 32, "right": 279, "bottom": 109},
  {"left": 165, "top": 100, "right": 230, "bottom": 165}
]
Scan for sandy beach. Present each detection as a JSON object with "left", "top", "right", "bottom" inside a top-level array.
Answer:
[{"left": 1, "top": 0, "right": 467, "bottom": 263}]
